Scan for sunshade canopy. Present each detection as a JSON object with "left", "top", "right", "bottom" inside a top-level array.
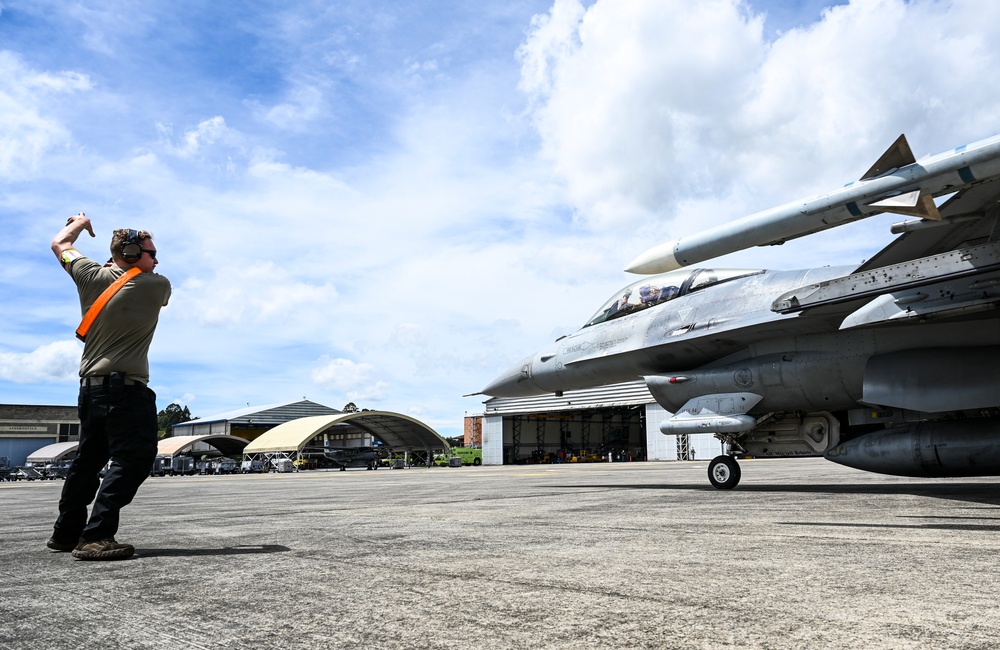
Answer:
[
  {"left": 156, "top": 434, "right": 250, "bottom": 458},
  {"left": 26, "top": 441, "right": 80, "bottom": 463},
  {"left": 243, "top": 411, "right": 448, "bottom": 454}
]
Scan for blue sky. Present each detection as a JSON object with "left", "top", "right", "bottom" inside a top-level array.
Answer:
[{"left": 2, "top": 0, "right": 999, "bottom": 437}]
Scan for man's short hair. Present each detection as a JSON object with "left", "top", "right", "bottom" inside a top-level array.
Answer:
[{"left": 110, "top": 229, "right": 153, "bottom": 261}]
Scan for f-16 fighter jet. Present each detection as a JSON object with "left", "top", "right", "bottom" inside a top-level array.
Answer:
[{"left": 482, "top": 133, "right": 1000, "bottom": 489}]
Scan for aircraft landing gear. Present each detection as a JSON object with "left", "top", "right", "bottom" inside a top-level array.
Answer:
[{"left": 708, "top": 455, "right": 741, "bottom": 490}]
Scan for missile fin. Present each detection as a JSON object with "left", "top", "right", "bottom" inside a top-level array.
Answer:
[
  {"left": 867, "top": 191, "right": 942, "bottom": 220},
  {"left": 860, "top": 134, "right": 916, "bottom": 181},
  {"left": 869, "top": 189, "right": 921, "bottom": 209}
]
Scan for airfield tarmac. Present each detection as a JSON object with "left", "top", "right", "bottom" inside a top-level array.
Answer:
[{"left": 2, "top": 458, "right": 999, "bottom": 650}]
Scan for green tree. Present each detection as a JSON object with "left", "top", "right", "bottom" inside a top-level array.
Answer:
[
  {"left": 157, "top": 403, "right": 195, "bottom": 438},
  {"left": 342, "top": 402, "right": 359, "bottom": 413}
]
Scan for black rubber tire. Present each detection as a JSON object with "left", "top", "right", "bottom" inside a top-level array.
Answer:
[{"left": 708, "top": 455, "right": 741, "bottom": 490}]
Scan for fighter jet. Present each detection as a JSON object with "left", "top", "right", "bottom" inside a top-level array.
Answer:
[
  {"left": 323, "top": 446, "right": 387, "bottom": 471},
  {"left": 482, "top": 132, "right": 1000, "bottom": 489}
]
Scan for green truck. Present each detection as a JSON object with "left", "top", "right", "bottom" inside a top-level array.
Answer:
[{"left": 433, "top": 447, "right": 483, "bottom": 466}]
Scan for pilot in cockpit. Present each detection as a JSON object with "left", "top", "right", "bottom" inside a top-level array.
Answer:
[
  {"left": 639, "top": 284, "right": 680, "bottom": 306},
  {"left": 639, "top": 285, "right": 660, "bottom": 304},
  {"left": 606, "top": 288, "right": 633, "bottom": 318}
]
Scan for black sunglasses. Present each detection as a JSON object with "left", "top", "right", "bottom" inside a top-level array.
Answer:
[{"left": 141, "top": 248, "right": 157, "bottom": 259}]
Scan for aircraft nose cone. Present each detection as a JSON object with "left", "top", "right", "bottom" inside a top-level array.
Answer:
[{"left": 481, "top": 355, "right": 545, "bottom": 397}]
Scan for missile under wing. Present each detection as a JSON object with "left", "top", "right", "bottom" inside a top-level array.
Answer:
[
  {"left": 625, "top": 132, "right": 1000, "bottom": 274},
  {"left": 482, "top": 133, "right": 1000, "bottom": 488}
]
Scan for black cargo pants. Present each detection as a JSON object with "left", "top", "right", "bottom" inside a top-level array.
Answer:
[{"left": 52, "top": 374, "right": 158, "bottom": 545}]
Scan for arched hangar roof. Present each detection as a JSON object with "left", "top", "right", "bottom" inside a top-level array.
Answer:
[
  {"left": 27, "top": 441, "right": 80, "bottom": 463},
  {"left": 244, "top": 411, "right": 448, "bottom": 455},
  {"left": 170, "top": 400, "right": 340, "bottom": 436},
  {"left": 157, "top": 435, "right": 249, "bottom": 458}
]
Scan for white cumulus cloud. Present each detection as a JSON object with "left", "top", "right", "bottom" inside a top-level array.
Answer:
[
  {"left": 311, "top": 356, "right": 386, "bottom": 402},
  {"left": 0, "top": 51, "right": 92, "bottom": 178},
  {"left": 0, "top": 340, "right": 81, "bottom": 384}
]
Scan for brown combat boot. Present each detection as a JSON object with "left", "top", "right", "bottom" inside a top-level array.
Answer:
[
  {"left": 46, "top": 537, "right": 78, "bottom": 552},
  {"left": 71, "top": 539, "right": 135, "bottom": 560}
]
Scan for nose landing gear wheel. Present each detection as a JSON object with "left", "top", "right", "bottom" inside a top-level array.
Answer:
[{"left": 708, "top": 455, "right": 741, "bottom": 489}]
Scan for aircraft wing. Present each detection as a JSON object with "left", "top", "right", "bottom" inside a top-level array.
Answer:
[
  {"left": 855, "top": 176, "right": 1000, "bottom": 271},
  {"left": 769, "top": 175, "right": 1000, "bottom": 327}
]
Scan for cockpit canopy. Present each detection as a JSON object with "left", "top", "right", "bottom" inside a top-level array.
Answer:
[{"left": 584, "top": 268, "right": 764, "bottom": 328}]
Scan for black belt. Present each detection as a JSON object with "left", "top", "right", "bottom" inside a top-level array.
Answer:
[{"left": 80, "top": 375, "right": 144, "bottom": 387}]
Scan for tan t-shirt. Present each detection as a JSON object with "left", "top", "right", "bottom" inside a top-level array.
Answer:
[{"left": 71, "top": 257, "right": 171, "bottom": 383}]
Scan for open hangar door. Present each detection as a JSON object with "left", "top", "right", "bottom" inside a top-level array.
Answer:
[
  {"left": 480, "top": 383, "right": 725, "bottom": 465},
  {"left": 496, "top": 404, "right": 647, "bottom": 465},
  {"left": 481, "top": 382, "right": 654, "bottom": 465}
]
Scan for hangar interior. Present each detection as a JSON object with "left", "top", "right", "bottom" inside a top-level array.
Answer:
[
  {"left": 498, "top": 406, "right": 647, "bottom": 464},
  {"left": 481, "top": 382, "right": 725, "bottom": 464}
]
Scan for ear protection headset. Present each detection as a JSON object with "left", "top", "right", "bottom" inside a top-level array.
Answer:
[{"left": 120, "top": 229, "right": 142, "bottom": 263}]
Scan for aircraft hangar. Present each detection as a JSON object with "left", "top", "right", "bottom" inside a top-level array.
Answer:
[
  {"left": 156, "top": 435, "right": 250, "bottom": 458},
  {"left": 169, "top": 399, "right": 341, "bottom": 441},
  {"left": 479, "top": 380, "right": 724, "bottom": 464},
  {"left": 24, "top": 435, "right": 250, "bottom": 463},
  {"left": 242, "top": 411, "right": 450, "bottom": 465}
]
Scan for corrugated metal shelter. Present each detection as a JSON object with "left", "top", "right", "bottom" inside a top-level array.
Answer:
[
  {"left": 484, "top": 382, "right": 654, "bottom": 415},
  {"left": 243, "top": 412, "right": 448, "bottom": 456},
  {"left": 170, "top": 400, "right": 341, "bottom": 441},
  {"left": 26, "top": 441, "right": 80, "bottom": 464},
  {"left": 157, "top": 435, "right": 249, "bottom": 458}
]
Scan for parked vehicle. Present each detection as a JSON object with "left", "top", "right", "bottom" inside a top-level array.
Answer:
[
  {"left": 433, "top": 448, "right": 483, "bottom": 466},
  {"left": 9, "top": 467, "right": 44, "bottom": 481},
  {"left": 150, "top": 456, "right": 196, "bottom": 476},
  {"left": 150, "top": 457, "right": 170, "bottom": 477},
  {"left": 451, "top": 448, "right": 483, "bottom": 466},
  {"left": 42, "top": 462, "right": 70, "bottom": 479},
  {"left": 169, "top": 456, "right": 195, "bottom": 476},
  {"left": 240, "top": 459, "right": 265, "bottom": 473}
]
